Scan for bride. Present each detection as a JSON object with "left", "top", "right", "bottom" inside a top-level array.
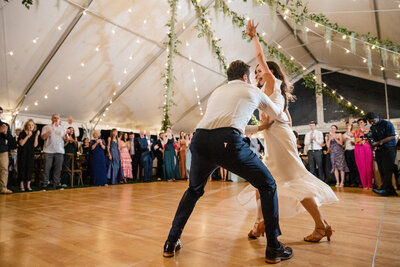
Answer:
[{"left": 241, "top": 20, "right": 338, "bottom": 242}]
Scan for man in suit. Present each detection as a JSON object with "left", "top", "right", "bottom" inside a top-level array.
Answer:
[
  {"left": 128, "top": 132, "right": 140, "bottom": 180},
  {"left": 163, "top": 60, "right": 293, "bottom": 263},
  {"left": 0, "top": 107, "right": 16, "bottom": 194},
  {"left": 139, "top": 130, "right": 153, "bottom": 182},
  {"left": 152, "top": 132, "right": 165, "bottom": 180}
]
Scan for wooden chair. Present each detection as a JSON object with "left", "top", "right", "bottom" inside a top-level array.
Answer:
[{"left": 62, "top": 153, "right": 83, "bottom": 187}]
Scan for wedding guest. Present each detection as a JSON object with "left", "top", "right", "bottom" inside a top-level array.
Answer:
[
  {"left": 304, "top": 121, "right": 325, "bottom": 181},
  {"left": 152, "top": 132, "right": 165, "bottom": 179},
  {"left": 367, "top": 112, "right": 397, "bottom": 196},
  {"left": 220, "top": 167, "right": 228, "bottom": 181},
  {"left": 139, "top": 130, "right": 153, "bottom": 182},
  {"left": 343, "top": 121, "right": 360, "bottom": 187},
  {"left": 120, "top": 132, "right": 132, "bottom": 182},
  {"left": 137, "top": 130, "right": 145, "bottom": 179},
  {"left": 41, "top": 114, "right": 68, "bottom": 190},
  {"left": 0, "top": 107, "right": 16, "bottom": 194},
  {"left": 186, "top": 132, "right": 193, "bottom": 178},
  {"left": 80, "top": 137, "right": 91, "bottom": 183},
  {"left": 66, "top": 116, "right": 80, "bottom": 138},
  {"left": 10, "top": 128, "right": 21, "bottom": 172},
  {"left": 178, "top": 131, "right": 188, "bottom": 179},
  {"left": 354, "top": 118, "right": 373, "bottom": 189},
  {"left": 17, "top": 120, "right": 39, "bottom": 191},
  {"left": 62, "top": 127, "right": 78, "bottom": 187},
  {"left": 163, "top": 127, "right": 180, "bottom": 181},
  {"left": 90, "top": 130, "right": 108, "bottom": 186},
  {"left": 325, "top": 125, "right": 348, "bottom": 187},
  {"left": 128, "top": 132, "right": 138, "bottom": 179},
  {"left": 107, "top": 129, "right": 121, "bottom": 184},
  {"left": 293, "top": 130, "right": 302, "bottom": 152}
]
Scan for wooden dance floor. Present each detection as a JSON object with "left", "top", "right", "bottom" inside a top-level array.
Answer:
[{"left": 1, "top": 181, "right": 399, "bottom": 266}]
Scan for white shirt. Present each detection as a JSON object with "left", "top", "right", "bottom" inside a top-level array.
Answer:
[
  {"left": 42, "top": 124, "right": 66, "bottom": 154},
  {"left": 343, "top": 132, "right": 355, "bottom": 150},
  {"left": 304, "top": 130, "right": 323, "bottom": 151},
  {"left": 196, "top": 80, "right": 288, "bottom": 134}
]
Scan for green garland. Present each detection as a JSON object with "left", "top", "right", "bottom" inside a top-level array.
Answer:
[
  {"left": 196, "top": 0, "right": 363, "bottom": 116},
  {"left": 3, "top": 0, "right": 33, "bottom": 9},
  {"left": 190, "top": 0, "right": 227, "bottom": 71},
  {"left": 258, "top": 0, "right": 400, "bottom": 60},
  {"left": 161, "top": 0, "right": 180, "bottom": 132}
]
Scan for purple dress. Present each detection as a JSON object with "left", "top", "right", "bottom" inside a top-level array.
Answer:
[{"left": 330, "top": 138, "right": 349, "bottom": 173}]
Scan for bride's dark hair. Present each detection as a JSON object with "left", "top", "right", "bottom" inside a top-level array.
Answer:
[{"left": 256, "top": 61, "right": 295, "bottom": 111}]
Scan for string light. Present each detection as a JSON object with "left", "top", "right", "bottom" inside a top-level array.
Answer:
[
  {"left": 305, "top": 27, "right": 310, "bottom": 32},
  {"left": 67, "top": 75, "right": 71, "bottom": 80},
  {"left": 128, "top": 8, "right": 132, "bottom": 13},
  {"left": 123, "top": 68, "right": 127, "bottom": 74},
  {"left": 371, "top": 45, "right": 376, "bottom": 49},
  {"left": 57, "top": 24, "right": 63, "bottom": 31},
  {"left": 109, "top": 100, "right": 112, "bottom": 104},
  {"left": 143, "top": 19, "right": 147, "bottom": 24},
  {"left": 106, "top": 108, "right": 109, "bottom": 111},
  {"left": 44, "top": 94, "right": 48, "bottom": 99},
  {"left": 83, "top": 10, "right": 87, "bottom": 15},
  {"left": 8, "top": 51, "right": 13, "bottom": 56},
  {"left": 290, "top": 56, "right": 294, "bottom": 60},
  {"left": 314, "top": 23, "right": 319, "bottom": 28},
  {"left": 277, "top": 44, "right": 282, "bottom": 49},
  {"left": 345, "top": 49, "right": 350, "bottom": 53},
  {"left": 54, "top": 85, "right": 59, "bottom": 90},
  {"left": 117, "top": 81, "right": 121, "bottom": 86},
  {"left": 380, "top": 66, "right": 385, "bottom": 71},
  {"left": 103, "top": 113, "right": 106, "bottom": 117},
  {"left": 283, "top": 15, "right": 287, "bottom": 20},
  {"left": 182, "top": 22, "right": 186, "bottom": 30},
  {"left": 136, "top": 39, "right": 140, "bottom": 44},
  {"left": 32, "top": 37, "right": 38, "bottom": 44},
  {"left": 24, "top": 107, "right": 28, "bottom": 111},
  {"left": 186, "top": 41, "right": 189, "bottom": 47},
  {"left": 363, "top": 58, "right": 367, "bottom": 63},
  {"left": 111, "top": 29, "right": 116, "bottom": 34},
  {"left": 262, "top": 32, "right": 266, "bottom": 36},
  {"left": 113, "top": 92, "right": 116, "bottom": 96},
  {"left": 129, "top": 54, "right": 133, "bottom": 60},
  {"left": 339, "top": 95, "right": 344, "bottom": 100},
  {"left": 396, "top": 74, "right": 400, "bottom": 78},
  {"left": 34, "top": 101, "right": 38, "bottom": 106},
  {"left": 95, "top": 46, "right": 100, "bottom": 52},
  {"left": 284, "top": 9, "right": 289, "bottom": 14},
  {"left": 80, "top": 62, "right": 85, "bottom": 67},
  {"left": 347, "top": 101, "right": 351, "bottom": 106},
  {"left": 342, "top": 35, "right": 346, "bottom": 40}
]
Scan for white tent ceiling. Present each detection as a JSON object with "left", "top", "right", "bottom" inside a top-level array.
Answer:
[{"left": 1, "top": 0, "right": 399, "bottom": 133}]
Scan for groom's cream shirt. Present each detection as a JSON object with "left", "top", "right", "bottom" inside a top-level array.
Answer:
[{"left": 196, "top": 79, "right": 288, "bottom": 134}]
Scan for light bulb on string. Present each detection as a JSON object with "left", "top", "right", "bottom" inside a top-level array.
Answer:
[
  {"left": 129, "top": 54, "right": 133, "bottom": 60},
  {"left": 262, "top": 32, "right": 266, "bottom": 36},
  {"left": 284, "top": 9, "right": 289, "bottom": 14},
  {"left": 24, "top": 107, "right": 28, "bottom": 111},
  {"left": 106, "top": 108, "right": 109, "bottom": 111},
  {"left": 8, "top": 51, "right": 13, "bottom": 56},
  {"left": 34, "top": 101, "right": 38, "bottom": 106},
  {"left": 113, "top": 92, "right": 116, "bottom": 96},
  {"left": 396, "top": 74, "right": 400, "bottom": 78},
  {"left": 314, "top": 23, "right": 318, "bottom": 28},
  {"left": 109, "top": 100, "right": 112, "bottom": 104},
  {"left": 32, "top": 37, "right": 39, "bottom": 44},
  {"left": 371, "top": 45, "right": 375, "bottom": 49},
  {"left": 363, "top": 58, "right": 367, "bottom": 63},
  {"left": 283, "top": 15, "right": 287, "bottom": 20},
  {"left": 305, "top": 27, "right": 310, "bottom": 32},
  {"left": 67, "top": 75, "right": 71, "bottom": 80},
  {"left": 83, "top": 10, "right": 87, "bottom": 15},
  {"left": 80, "top": 62, "right": 85, "bottom": 67},
  {"left": 128, "top": 8, "right": 132, "bottom": 13},
  {"left": 143, "top": 19, "right": 147, "bottom": 24},
  {"left": 44, "top": 94, "right": 48, "bottom": 99},
  {"left": 118, "top": 81, "right": 121, "bottom": 86},
  {"left": 302, "top": 66, "right": 306, "bottom": 71},
  {"left": 277, "top": 44, "right": 281, "bottom": 49},
  {"left": 57, "top": 24, "right": 63, "bottom": 31},
  {"left": 124, "top": 68, "right": 127, "bottom": 74},
  {"left": 111, "top": 29, "right": 116, "bottom": 34},
  {"left": 347, "top": 101, "right": 351, "bottom": 106},
  {"left": 345, "top": 49, "right": 350, "bottom": 54},
  {"left": 342, "top": 35, "right": 346, "bottom": 40},
  {"left": 103, "top": 113, "right": 106, "bottom": 117},
  {"left": 95, "top": 46, "right": 100, "bottom": 52},
  {"left": 290, "top": 56, "right": 294, "bottom": 60},
  {"left": 339, "top": 95, "right": 344, "bottom": 100},
  {"left": 55, "top": 85, "right": 59, "bottom": 90},
  {"left": 380, "top": 66, "right": 385, "bottom": 71}
]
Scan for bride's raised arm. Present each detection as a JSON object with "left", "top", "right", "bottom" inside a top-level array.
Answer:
[{"left": 246, "top": 20, "right": 275, "bottom": 96}]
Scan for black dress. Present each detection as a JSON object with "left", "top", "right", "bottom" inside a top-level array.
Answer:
[{"left": 17, "top": 131, "right": 36, "bottom": 182}]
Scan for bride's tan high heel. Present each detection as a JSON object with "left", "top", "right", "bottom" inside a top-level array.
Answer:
[
  {"left": 304, "top": 224, "right": 334, "bottom": 242},
  {"left": 248, "top": 221, "right": 265, "bottom": 239}
]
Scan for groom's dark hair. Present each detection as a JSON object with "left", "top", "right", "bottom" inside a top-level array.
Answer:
[{"left": 227, "top": 60, "right": 250, "bottom": 81}]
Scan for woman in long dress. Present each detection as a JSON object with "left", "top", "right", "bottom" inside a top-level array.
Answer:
[
  {"left": 325, "top": 125, "right": 349, "bottom": 187},
  {"left": 241, "top": 20, "right": 338, "bottom": 242},
  {"left": 353, "top": 119, "right": 373, "bottom": 189},
  {"left": 163, "top": 127, "right": 181, "bottom": 181},
  {"left": 178, "top": 131, "right": 187, "bottom": 179},
  {"left": 120, "top": 132, "right": 133, "bottom": 182},
  {"left": 107, "top": 129, "right": 122, "bottom": 185},
  {"left": 90, "top": 130, "right": 108, "bottom": 186}
]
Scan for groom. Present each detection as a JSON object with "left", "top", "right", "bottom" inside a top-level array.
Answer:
[{"left": 163, "top": 60, "right": 293, "bottom": 263}]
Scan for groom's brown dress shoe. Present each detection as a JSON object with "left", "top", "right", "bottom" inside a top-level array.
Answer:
[
  {"left": 163, "top": 239, "right": 182, "bottom": 257},
  {"left": 265, "top": 242, "right": 293, "bottom": 264}
]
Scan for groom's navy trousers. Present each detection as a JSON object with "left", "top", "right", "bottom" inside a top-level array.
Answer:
[{"left": 168, "top": 127, "right": 281, "bottom": 243}]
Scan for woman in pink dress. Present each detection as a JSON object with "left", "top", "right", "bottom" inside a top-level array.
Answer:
[
  {"left": 353, "top": 119, "right": 373, "bottom": 189},
  {"left": 119, "top": 133, "right": 132, "bottom": 182}
]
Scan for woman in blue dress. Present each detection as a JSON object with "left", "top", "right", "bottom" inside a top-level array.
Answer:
[
  {"left": 107, "top": 129, "right": 122, "bottom": 184},
  {"left": 90, "top": 130, "right": 108, "bottom": 186},
  {"left": 163, "top": 127, "right": 181, "bottom": 181}
]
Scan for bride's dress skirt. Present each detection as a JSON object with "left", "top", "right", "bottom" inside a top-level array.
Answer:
[{"left": 238, "top": 122, "right": 338, "bottom": 218}]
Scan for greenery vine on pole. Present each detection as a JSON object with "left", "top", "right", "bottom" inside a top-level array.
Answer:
[{"left": 161, "top": 0, "right": 180, "bottom": 132}]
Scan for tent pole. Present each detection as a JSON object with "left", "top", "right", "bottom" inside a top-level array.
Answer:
[{"left": 373, "top": 0, "right": 390, "bottom": 120}]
